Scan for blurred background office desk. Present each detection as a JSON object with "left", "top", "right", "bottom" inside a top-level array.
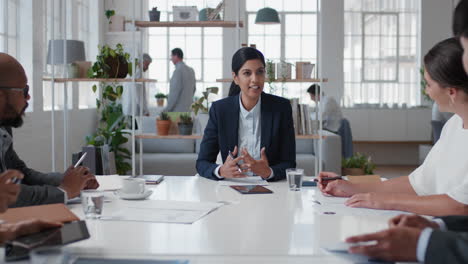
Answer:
[{"left": 1, "top": 176, "right": 404, "bottom": 263}]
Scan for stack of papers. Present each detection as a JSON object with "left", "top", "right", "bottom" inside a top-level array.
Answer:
[
  {"left": 100, "top": 200, "right": 223, "bottom": 224},
  {"left": 218, "top": 176, "right": 269, "bottom": 186}
]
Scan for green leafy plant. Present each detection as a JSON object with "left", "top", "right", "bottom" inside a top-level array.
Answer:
[
  {"left": 191, "top": 87, "right": 219, "bottom": 115},
  {"left": 87, "top": 44, "right": 132, "bottom": 79},
  {"left": 86, "top": 82, "right": 131, "bottom": 175},
  {"left": 179, "top": 113, "right": 192, "bottom": 124},
  {"left": 155, "top": 93, "right": 167, "bottom": 99},
  {"left": 159, "top": 112, "right": 170, "bottom": 121},
  {"left": 105, "top": 10, "right": 115, "bottom": 24},
  {"left": 266, "top": 59, "right": 277, "bottom": 94},
  {"left": 342, "top": 153, "right": 376, "bottom": 175},
  {"left": 420, "top": 67, "right": 432, "bottom": 102}
]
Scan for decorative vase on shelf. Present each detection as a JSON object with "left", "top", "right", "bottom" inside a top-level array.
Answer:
[
  {"left": 156, "top": 98, "right": 165, "bottom": 107},
  {"left": 149, "top": 7, "right": 161, "bottom": 22},
  {"left": 178, "top": 123, "right": 193, "bottom": 135}
]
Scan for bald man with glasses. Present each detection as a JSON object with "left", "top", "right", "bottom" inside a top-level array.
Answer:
[{"left": 0, "top": 52, "right": 99, "bottom": 207}]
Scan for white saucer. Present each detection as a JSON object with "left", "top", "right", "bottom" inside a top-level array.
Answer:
[{"left": 115, "top": 190, "right": 153, "bottom": 200}]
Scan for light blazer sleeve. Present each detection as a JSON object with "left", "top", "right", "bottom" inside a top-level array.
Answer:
[
  {"left": 268, "top": 100, "right": 296, "bottom": 181},
  {"left": 196, "top": 102, "right": 221, "bottom": 180},
  {"left": 425, "top": 230, "right": 468, "bottom": 264},
  {"left": 165, "top": 68, "right": 183, "bottom": 112}
]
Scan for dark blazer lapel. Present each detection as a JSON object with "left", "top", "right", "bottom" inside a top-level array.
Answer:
[
  {"left": 228, "top": 94, "right": 240, "bottom": 149},
  {"left": 260, "top": 92, "right": 272, "bottom": 149}
]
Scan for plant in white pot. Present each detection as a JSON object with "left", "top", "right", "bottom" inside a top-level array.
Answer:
[{"left": 155, "top": 93, "right": 167, "bottom": 107}]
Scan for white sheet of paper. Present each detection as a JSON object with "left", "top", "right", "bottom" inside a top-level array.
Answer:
[
  {"left": 96, "top": 175, "right": 128, "bottom": 191},
  {"left": 218, "top": 176, "right": 269, "bottom": 186},
  {"left": 100, "top": 200, "right": 223, "bottom": 224},
  {"left": 315, "top": 192, "right": 348, "bottom": 204}
]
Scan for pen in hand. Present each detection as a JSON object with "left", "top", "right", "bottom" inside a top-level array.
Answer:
[
  {"left": 313, "top": 176, "right": 343, "bottom": 182},
  {"left": 228, "top": 150, "right": 242, "bottom": 173},
  {"left": 74, "top": 152, "right": 87, "bottom": 168}
]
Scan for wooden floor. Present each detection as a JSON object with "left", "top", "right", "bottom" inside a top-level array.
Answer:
[{"left": 373, "top": 165, "right": 418, "bottom": 179}]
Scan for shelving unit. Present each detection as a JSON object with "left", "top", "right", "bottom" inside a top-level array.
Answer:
[
  {"left": 43, "top": 78, "right": 157, "bottom": 83},
  {"left": 136, "top": 134, "right": 203, "bottom": 139},
  {"left": 135, "top": 134, "right": 326, "bottom": 140},
  {"left": 135, "top": 21, "right": 243, "bottom": 28},
  {"left": 215, "top": 78, "right": 328, "bottom": 83}
]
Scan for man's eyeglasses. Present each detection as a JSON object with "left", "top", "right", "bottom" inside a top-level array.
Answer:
[{"left": 0, "top": 85, "right": 29, "bottom": 98}]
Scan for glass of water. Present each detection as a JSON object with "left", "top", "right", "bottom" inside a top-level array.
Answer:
[
  {"left": 81, "top": 190, "right": 104, "bottom": 219},
  {"left": 286, "top": 168, "right": 304, "bottom": 191},
  {"left": 30, "top": 247, "right": 73, "bottom": 264}
]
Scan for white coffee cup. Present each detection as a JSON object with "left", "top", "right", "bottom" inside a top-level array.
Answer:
[{"left": 121, "top": 178, "right": 146, "bottom": 194}]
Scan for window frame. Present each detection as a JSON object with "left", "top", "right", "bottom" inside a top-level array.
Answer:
[{"left": 361, "top": 11, "right": 400, "bottom": 84}]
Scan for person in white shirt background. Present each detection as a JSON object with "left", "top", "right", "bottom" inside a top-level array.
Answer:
[{"left": 307, "top": 84, "right": 343, "bottom": 133}]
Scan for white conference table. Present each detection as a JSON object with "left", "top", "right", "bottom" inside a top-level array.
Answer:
[{"left": 6, "top": 176, "right": 411, "bottom": 263}]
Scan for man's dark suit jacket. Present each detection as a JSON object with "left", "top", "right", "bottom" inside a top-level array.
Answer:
[
  {"left": 196, "top": 92, "right": 296, "bottom": 181},
  {"left": 426, "top": 216, "right": 468, "bottom": 264},
  {"left": 1, "top": 127, "right": 65, "bottom": 207}
]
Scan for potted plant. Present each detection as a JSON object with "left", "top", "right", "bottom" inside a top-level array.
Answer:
[
  {"left": 88, "top": 44, "right": 132, "bottom": 79},
  {"left": 341, "top": 153, "right": 376, "bottom": 176},
  {"left": 191, "top": 87, "right": 218, "bottom": 115},
  {"left": 105, "top": 10, "right": 115, "bottom": 24},
  {"left": 149, "top": 7, "right": 161, "bottom": 22},
  {"left": 266, "top": 59, "right": 277, "bottom": 94},
  {"left": 157, "top": 112, "right": 171, "bottom": 136},
  {"left": 86, "top": 82, "right": 131, "bottom": 175},
  {"left": 155, "top": 93, "right": 167, "bottom": 107},
  {"left": 191, "top": 87, "right": 218, "bottom": 134},
  {"left": 178, "top": 113, "right": 193, "bottom": 135}
]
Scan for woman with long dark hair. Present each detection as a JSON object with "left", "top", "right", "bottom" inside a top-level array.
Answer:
[
  {"left": 318, "top": 38, "right": 468, "bottom": 216},
  {"left": 196, "top": 47, "right": 296, "bottom": 181}
]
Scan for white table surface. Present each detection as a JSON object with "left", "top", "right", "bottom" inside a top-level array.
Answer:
[{"left": 3, "top": 176, "right": 411, "bottom": 263}]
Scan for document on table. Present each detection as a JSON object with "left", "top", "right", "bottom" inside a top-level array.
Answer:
[
  {"left": 100, "top": 200, "right": 224, "bottom": 224},
  {"left": 218, "top": 176, "right": 269, "bottom": 186},
  {"left": 96, "top": 175, "right": 128, "bottom": 191},
  {"left": 313, "top": 192, "right": 408, "bottom": 217}
]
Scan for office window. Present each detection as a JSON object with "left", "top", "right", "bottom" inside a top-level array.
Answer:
[
  {"left": 43, "top": 0, "right": 72, "bottom": 111},
  {"left": 247, "top": 0, "right": 318, "bottom": 103},
  {"left": 77, "top": 0, "right": 98, "bottom": 109},
  {"left": 147, "top": 0, "right": 223, "bottom": 107},
  {"left": 43, "top": 0, "right": 98, "bottom": 110},
  {"left": 344, "top": 0, "right": 420, "bottom": 108},
  {"left": 0, "top": 0, "right": 34, "bottom": 111}
]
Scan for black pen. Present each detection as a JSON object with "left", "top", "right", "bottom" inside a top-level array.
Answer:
[{"left": 313, "top": 176, "right": 343, "bottom": 182}]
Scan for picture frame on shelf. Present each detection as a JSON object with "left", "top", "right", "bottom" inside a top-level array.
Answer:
[{"left": 173, "top": 6, "right": 198, "bottom": 22}]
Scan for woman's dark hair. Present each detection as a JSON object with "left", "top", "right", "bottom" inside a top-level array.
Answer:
[
  {"left": 424, "top": 37, "right": 468, "bottom": 94},
  {"left": 228, "top": 81, "right": 240, "bottom": 96},
  {"left": 307, "top": 84, "right": 320, "bottom": 96},
  {"left": 453, "top": 0, "right": 468, "bottom": 37},
  {"left": 229, "top": 47, "right": 266, "bottom": 96}
]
